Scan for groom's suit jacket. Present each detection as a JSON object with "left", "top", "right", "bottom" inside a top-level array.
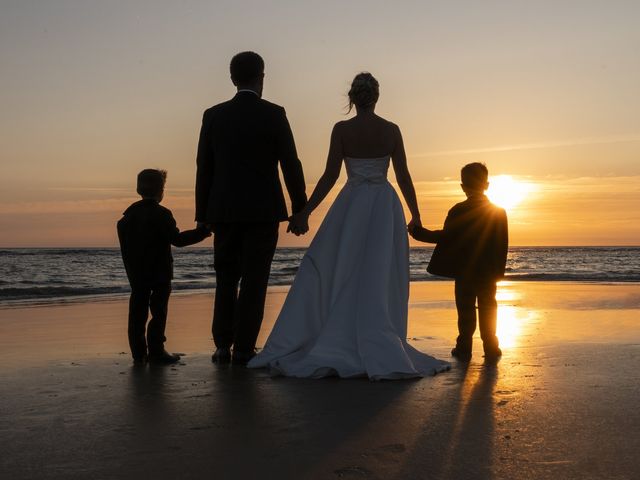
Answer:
[
  {"left": 426, "top": 195, "right": 508, "bottom": 281},
  {"left": 195, "top": 91, "right": 307, "bottom": 223}
]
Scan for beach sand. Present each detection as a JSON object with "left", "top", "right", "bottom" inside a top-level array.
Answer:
[{"left": 1, "top": 281, "right": 639, "bottom": 479}]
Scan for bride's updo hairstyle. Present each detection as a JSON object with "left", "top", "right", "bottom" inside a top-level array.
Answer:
[{"left": 347, "top": 72, "right": 379, "bottom": 113}]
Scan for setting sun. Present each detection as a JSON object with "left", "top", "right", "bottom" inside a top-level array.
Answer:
[{"left": 487, "top": 175, "right": 535, "bottom": 211}]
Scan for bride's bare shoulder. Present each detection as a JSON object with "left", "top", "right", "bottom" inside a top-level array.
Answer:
[
  {"left": 333, "top": 119, "right": 349, "bottom": 128},
  {"left": 377, "top": 116, "right": 400, "bottom": 130},
  {"left": 330, "top": 120, "right": 349, "bottom": 138}
]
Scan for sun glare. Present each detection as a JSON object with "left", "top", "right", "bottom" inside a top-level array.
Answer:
[{"left": 486, "top": 175, "right": 534, "bottom": 211}]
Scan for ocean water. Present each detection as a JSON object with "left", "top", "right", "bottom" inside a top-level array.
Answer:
[{"left": 0, "top": 247, "right": 639, "bottom": 305}]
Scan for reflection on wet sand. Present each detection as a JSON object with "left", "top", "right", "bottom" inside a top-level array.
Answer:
[
  {"left": 408, "top": 281, "right": 640, "bottom": 356},
  {"left": 495, "top": 282, "right": 538, "bottom": 349}
]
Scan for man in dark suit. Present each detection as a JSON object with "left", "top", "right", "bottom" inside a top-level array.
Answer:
[
  {"left": 409, "top": 162, "right": 508, "bottom": 362},
  {"left": 195, "top": 51, "right": 307, "bottom": 365}
]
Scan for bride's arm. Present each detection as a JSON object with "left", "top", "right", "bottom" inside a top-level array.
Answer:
[
  {"left": 391, "top": 124, "right": 422, "bottom": 229},
  {"left": 289, "top": 124, "right": 343, "bottom": 232}
]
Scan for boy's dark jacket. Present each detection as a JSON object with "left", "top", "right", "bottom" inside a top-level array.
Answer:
[
  {"left": 117, "top": 199, "right": 209, "bottom": 287},
  {"left": 416, "top": 195, "right": 508, "bottom": 281}
]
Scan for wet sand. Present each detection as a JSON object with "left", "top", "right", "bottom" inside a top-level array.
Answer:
[{"left": 1, "top": 282, "right": 639, "bottom": 479}]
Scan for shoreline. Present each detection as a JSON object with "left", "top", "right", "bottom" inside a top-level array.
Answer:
[
  {"left": 2, "top": 279, "right": 639, "bottom": 310},
  {"left": 4, "top": 246, "right": 640, "bottom": 308}
]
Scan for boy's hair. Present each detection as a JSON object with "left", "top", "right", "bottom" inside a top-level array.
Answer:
[
  {"left": 230, "top": 51, "right": 264, "bottom": 84},
  {"left": 460, "top": 162, "right": 489, "bottom": 190},
  {"left": 136, "top": 169, "right": 167, "bottom": 197}
]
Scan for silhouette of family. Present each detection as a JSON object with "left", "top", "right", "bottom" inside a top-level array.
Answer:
[{"left": 117, "top": 51, "right": 508, "bottom": 378}]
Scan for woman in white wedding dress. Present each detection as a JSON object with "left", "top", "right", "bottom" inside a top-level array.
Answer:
[{"left": 248, "top": 73, "right": 450, "bottom": 379}]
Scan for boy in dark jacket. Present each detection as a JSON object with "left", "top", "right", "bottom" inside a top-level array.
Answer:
[
  {"left": 117, "top": 169, "right": 211, "bottom": 364},
  {"left": 409, "top": 163, "right": 508, "bottom": 362}
]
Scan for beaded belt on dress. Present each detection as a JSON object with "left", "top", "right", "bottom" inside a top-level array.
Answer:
[{"left": 346, "top": 175, "right": 387, "bottom": 186}]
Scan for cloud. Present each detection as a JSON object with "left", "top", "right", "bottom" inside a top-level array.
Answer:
[
  {"left": 0, "top": 193, "right": 195, "bottom": 215},
  {"left": 413, "top": 133, "right": 640, "bottom": 158}
]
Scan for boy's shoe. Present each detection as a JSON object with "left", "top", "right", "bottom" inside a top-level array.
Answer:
[
  {"left": 451, "top": 347, "right": 472, "bottom": 362},
  {"left": 133, "top": 355, "right": 148, "bottom": 366},
  {"left": 148, "top": 350, "right": 181, "bottom": 365},
  {"left": 211, "top": 347, "right": 231, "bottom": 364},
  {"left": 483, "top": 347, "right": 502, "bottom": 361},
  {"left": 231, "top": 349, "right": 256, "bottom": 366}
]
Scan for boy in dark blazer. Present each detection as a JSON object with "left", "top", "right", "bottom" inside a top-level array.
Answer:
[
  {"left": 118, "top": 169, "right": 211, "bottom": 364},
  {"left": 409, "top": 163, "right": 508, "bottom": 362}
]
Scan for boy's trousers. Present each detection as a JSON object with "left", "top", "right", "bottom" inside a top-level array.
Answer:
[
  {"left": 128, "top": 282, "right": 171, "bottom": 359},
  {"left": 454, "top": 278, "right": 500, "bottom": 354}
]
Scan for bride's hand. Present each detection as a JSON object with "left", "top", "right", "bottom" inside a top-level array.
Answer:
[
  {"left": 407, "top": 216, "right": 422, "bottom": 235},
  {"left": 287, "top": 212, "right": 309, "bottom": 236}
]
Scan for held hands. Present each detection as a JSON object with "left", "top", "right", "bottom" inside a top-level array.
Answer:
[
  {"left": 196, "top": 222, "right": 214, "bottom": 236},
  {"left": 287, "top": 212, "right": 309, "bottom": 236},
  {"left": 407, "top": 216, "right": 422, "bottom": 238},
  {"left": 407, "top": 217, "right": 441, "bottom": 243}
]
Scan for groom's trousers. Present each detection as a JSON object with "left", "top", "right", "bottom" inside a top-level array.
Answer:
[
  {"left": 212, "top": 222, "right": 279, "bottom": 353},
  {"left": 454, "top": 278, "right": 500, "bottom": 354}
]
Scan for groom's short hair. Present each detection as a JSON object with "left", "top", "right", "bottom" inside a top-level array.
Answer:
[
  {"left": 230, "top": 51, "right": 264, "bottom": 84},
  {"left": 461, "top": 162, "right": 489, "bottom": 190}
]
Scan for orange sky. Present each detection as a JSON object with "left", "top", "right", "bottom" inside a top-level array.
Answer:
[
  {"left": 1, "top": 1, "right": 639, "bottom": 247},
  {"left": 3, "top": 175, "right": 638, "bottom": 247}
]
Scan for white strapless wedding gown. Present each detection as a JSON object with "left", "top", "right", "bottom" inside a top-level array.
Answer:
[{"left": 248, "top": 156, "right": 450, "bottom": 380}]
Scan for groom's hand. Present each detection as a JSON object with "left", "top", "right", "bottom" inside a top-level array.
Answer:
[
  {"left": 287, "top": 213, "right": 309, "bottom": 236},
  {"left": 287, "top": 220, "right": 304, "bottom": 236}
]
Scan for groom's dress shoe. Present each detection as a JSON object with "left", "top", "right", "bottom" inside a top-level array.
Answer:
[
  {"left": 231, "top": 350, "right": 256, "bottom": 366},
  {"left": 451, "top": 347, "right": 472, "bottom": 362},
  {"left": 148, "top": 350, "right": 181, "bottom": 365},
  {"left": 211, "top": 347, "right": 231, "bottom": 364}
]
